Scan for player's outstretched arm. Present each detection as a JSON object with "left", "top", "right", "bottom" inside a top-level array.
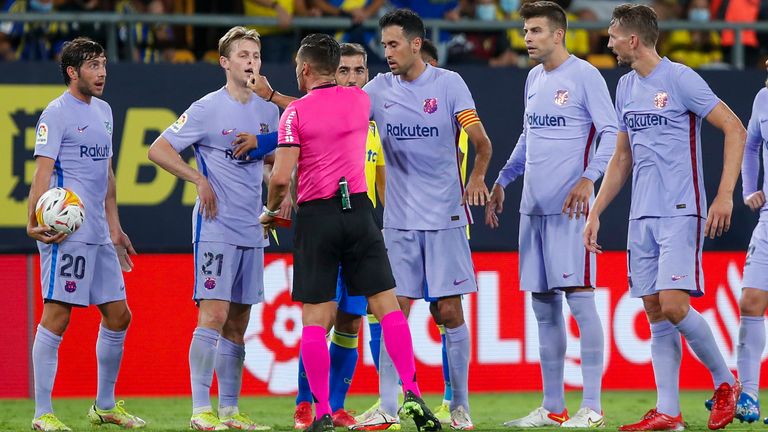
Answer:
[
  {"left": 26, "top": 156, "right": 67, "bottom": 244},
  {"left": 584, "top": 132, "right": 633, "bottom": 253},
  {"left": 148, "top": 136, "right": 218, "bottom": 220},
  {"left": 106, "top": 159, "right": 136, "bottom": 271},
  {"left": 463, "top": 121, "right": 492, "bottom": 206},
  {"left": 704, "top": 101, "right": 747, "bottom": 238}
]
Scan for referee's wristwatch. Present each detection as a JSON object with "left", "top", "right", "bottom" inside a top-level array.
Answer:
[{"left": 263, "top": 206, "right": 280, "bottom": 217}]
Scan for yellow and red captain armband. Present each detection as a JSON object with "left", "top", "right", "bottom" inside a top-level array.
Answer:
[{"left": 457, "top": 109, "right": 481, "bottom": 129}]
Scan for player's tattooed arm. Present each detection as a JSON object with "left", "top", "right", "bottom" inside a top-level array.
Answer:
[
  {"left": 704, "top": 101, "right": 747, "bottom": 238},
  {"left": 26, "top": 156, "right": 67, "bottom": 244}
]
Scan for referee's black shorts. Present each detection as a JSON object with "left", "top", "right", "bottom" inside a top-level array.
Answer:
[{"left": 292, "top": 192, "right": 396, "bottom": 304}]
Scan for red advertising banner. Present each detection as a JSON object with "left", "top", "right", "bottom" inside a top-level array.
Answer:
[
  {"left": 0, "top": 255, "right": 30, "bottom": 398},
  {"left": 1, "top": 251, "right": 759, "bottom": 397}
]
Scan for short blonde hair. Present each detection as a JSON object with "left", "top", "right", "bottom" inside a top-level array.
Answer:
[{"left": 218, "top": 26, "right": 261, "bottom": 57}]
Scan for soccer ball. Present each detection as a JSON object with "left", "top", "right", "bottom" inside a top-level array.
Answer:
[{"left": 35, "top": 187, "right": 85, "bottom": 235}]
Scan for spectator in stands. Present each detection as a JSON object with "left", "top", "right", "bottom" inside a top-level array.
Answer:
[
  {"left": 115, "top": 0, "right": 175, "bottom": 62},
  {"left": 243, "top": 0, "right": 313, "bottom": 62},
  {"left": 505, "top": 0, "right": 590, "bottom": 64},
  {"left": 310, "top": 0, "right": 384, "bottom": 59},
  {"left": 1, "top": 0, "right": 68, "bottom": 60},
  {"left": 665, "top": 0, "right": 725, "bottom": 69},
  {"left": 389, "top": 0, "right": 465, "bottom": 60},
  {"left": 311, "top": 0, "right": 383, "bottom": 24},
  {"left": 391, "top": 0, "right": 464, "bottom": 21},
  {"left": 712, "top": 0, "right": 760, "bottom": 67},
  {"left": 0, "top": 32, "right": 14, "bottom": 61},
  {"left": 649, "top": 0, "right": 679, "bottom": 56},
  {"left": 193, "top": 0, "right": 243, "bottom": 60},
  {"left": 446, "top": 0, "right": 519, "bottom": 66},
  {"left": 56, "top": 0, "right": 109, "bottom": 51}
]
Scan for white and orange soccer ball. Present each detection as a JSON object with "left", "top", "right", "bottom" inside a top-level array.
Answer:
[{"left": 35, "top": 187, "right": 85, "bottom": 235}]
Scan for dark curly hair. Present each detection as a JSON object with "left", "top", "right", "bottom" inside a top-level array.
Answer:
[
  {"left": 298, "top": 33, "right": 341, "bottom": 76},
  {"left": 60, "top": 37, "right": 105, "bottom": 86},
  {"left": 379, "top": 8, "right": 425, "bottom": 41}
]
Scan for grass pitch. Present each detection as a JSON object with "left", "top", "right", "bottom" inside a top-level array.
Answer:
[{"left": 0, "top": 391, "right": 764, "bottom": 431}]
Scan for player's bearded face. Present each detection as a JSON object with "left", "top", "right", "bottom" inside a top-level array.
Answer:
[
  {"left": 335, "top": 55, "right": 368, "bottom": 88},
  {"left": 523, "top": 17, "right": 557, "bottom": 63},
  {"left": 607, "top": 24, "right": 633, "bottom": 67},
  {"left": 381, "top": 26, "right": 417, "bottom": 76},
  {"left": 74, "top": 55, "right": 107, "bottom": 97}
]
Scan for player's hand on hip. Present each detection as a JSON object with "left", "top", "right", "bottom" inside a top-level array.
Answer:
[
  {"left": 27, "top": 224, "right": 67, "bottom": 244},
  {"left": 464, "top": 175, "right": 490, "bottom": 206},
  {"left": 485, "top": 183, "right": 505, "bottom": 228},
  {"left": 196, "top": 178, "right": 218, "bottom": 220},
  {"left": 705, "top": 193, "right": 733, "bottom": 238},
  {"left": 563, "top": 177, "right": 594, "bottom": 220},
  {"left": 111, "top": 230, "right": 137, "bottom": 272},
  {"left": 583, "top": 215, "right": 602, "bottom": 254},
  {"left": 232, "top": 132, "right": 257, "bottom": 159},
  {"left": 745, "top": 191, "right": 766, "bottom": 212},
  {"left": 247, "top": 75, "right": 274, "bottom": 100}
]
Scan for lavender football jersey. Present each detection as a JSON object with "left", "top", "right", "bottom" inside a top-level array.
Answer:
[
  {"left": 743, "top": 87, "right": 768, "bottom": 221},
  {"left": 364, "top": 65, "right": 474, "bottom": 230},
  {"left": 34, "top": 91, "right": 113, "bottom": 245},
  {"left": 494, "top": 55, "right": 617, "bottom": 215},
  {"left": 616, "top": 58, "right": 719, "bottom": 219},
  {"left": 162, "top": 87, "right": 279, "bottom": 247}
]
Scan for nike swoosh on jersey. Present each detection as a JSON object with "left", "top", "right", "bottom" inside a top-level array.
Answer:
[
  {"left": 77, "top": 125, "right": 89, "bottom": 132},
  {"left": 671, "top": 274, "right": 688, "bottom": 281},
  {"left": 527, "top": 93, "right": 536, "bottom": 100},
  {"left": 222, "top": 128, "right": 235, "bottom": 135},
  {"left": 562, "top": 272, "right": 574, "bottom": 279},
  {"left": 384, "top": 102, "right": 396, "bottom": 109},
  {"left": 453, "top": 278, "right": 469, "bottom": 286}
]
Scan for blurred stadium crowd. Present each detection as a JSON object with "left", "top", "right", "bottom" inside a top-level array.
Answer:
[{"left": 1, "top": 0, "right": 767, "bottom": 68}]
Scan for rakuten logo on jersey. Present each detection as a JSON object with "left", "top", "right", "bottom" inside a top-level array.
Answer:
[
  {"left": 79, "top": 144, "right": 110, "bottom": 160},
  {"left": 386, "top": 123, "right": 439, "bottom": 140},
  {"left": 526, "top": 113, "right": 566, "bottom": 128},
  {"left": 624, "top": 112, "right": 670, "bottom": 131},
  {"left": 224, "top": 149, "right": 258, "bottom": 164}
]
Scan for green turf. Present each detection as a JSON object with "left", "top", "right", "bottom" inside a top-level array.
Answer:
[{"left": 0, "top": 391, "right": 763, "bottom": 431}]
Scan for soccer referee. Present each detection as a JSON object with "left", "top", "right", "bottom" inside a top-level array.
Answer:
[{"left": 259, "top": 34, "right": 441, "bottom": 432}]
